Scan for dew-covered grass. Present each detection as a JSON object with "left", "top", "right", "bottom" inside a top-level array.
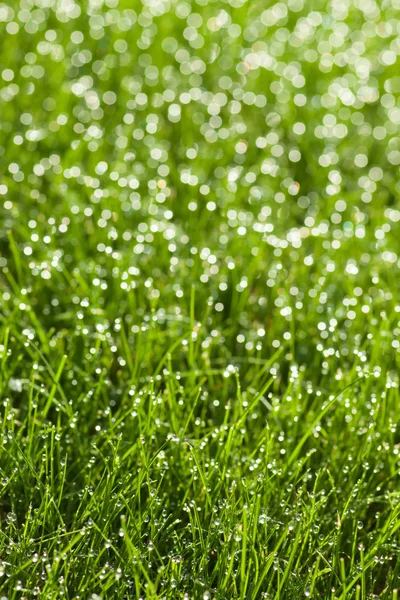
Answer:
[{"left": 1, "top": 0, "right": 400, "bottom": 597}]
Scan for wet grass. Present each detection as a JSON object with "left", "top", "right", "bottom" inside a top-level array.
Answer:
[{"left": 1, "top": 0, "right": 400, "bottom": 597}]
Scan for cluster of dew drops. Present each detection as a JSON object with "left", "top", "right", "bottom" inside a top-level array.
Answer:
[{"left": 0, "top": 0, "right": 400, "bottom": 373}]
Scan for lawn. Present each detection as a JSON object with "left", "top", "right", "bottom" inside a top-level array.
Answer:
[{"left": 1, "top": 0, "right": 400, "bottom": 597}]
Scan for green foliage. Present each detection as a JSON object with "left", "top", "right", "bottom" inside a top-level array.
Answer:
[{"left": 1, "top": 0, "right": 400, "bottom": 597}]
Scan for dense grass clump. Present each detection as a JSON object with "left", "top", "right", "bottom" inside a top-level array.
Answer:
[{"left": 1, "top": 0, "right": 400, "bottom": 597}]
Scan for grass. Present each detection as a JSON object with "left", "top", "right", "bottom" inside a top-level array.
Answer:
[{"left": 1, "top": 0, "right": 400, "bottom": 597}]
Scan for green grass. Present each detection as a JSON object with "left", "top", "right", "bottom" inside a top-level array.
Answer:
[{"left": 1, "top": 0, "right": 400, "bottom": 597}]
